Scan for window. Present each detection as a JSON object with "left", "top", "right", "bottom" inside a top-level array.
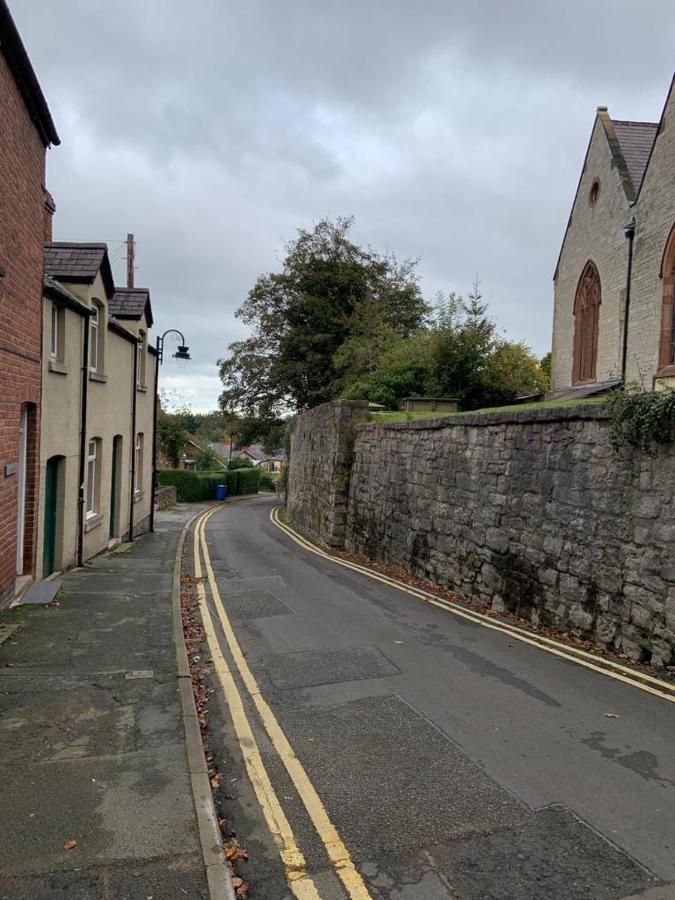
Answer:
[
  {"left": 137, "top": 330, "right": 146, "bottom": 387},
  {"left": 86, "top": 438, "right": 100, "bottom": 517},
  {"left": 50, "top": 303, "right": 58, "bottom": 358},
  {"left": 572, "top": 261, "right": 601, "bottom": 384},
  {"left": 658, "top": 224, "right": 675, "bottom": 371},
  {"left": 89, "top": 306, "right": 99, "bottom": 371},
  {"left": 135, "top": 433, "right": 144, "bottom": 494},
  {"left": 588, "top": 178, "right": 601, "bottom": 208}
]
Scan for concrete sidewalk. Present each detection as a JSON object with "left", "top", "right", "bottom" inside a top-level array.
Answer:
[{"left": 0, "top": 504, "right": 213, "bottom": 900}]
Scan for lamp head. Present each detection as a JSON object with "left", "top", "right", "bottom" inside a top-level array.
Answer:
[{"left": 173, "top": 345, "right": 191, "bottom": 361}]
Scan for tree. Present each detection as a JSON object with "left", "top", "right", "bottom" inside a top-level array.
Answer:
[
  {"left": 480, "top": 341, "right": 549, "bottom": 406},
  {"left": 156, "top": 392, "right": 191, "bottom": 468},
  {"left": 194, "top": 446, "right": 222, "bottom": 471},
  {"left": 219, "top": 217, "right": 428, "bottom": 415}
]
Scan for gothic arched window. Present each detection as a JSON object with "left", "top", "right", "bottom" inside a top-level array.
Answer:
[
  {"left": 658, "top": 224, "right": 675, "bottom": 372},
  {"left": 572, "top": 261, "right": 601, "bottom": 384}
]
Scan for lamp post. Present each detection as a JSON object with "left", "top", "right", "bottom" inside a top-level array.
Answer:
[{"left": 150, "top": 329, "right": 191, "bottom": 533}]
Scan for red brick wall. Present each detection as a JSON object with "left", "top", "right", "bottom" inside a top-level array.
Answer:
[{"left": 0, "top": 50, "right": 49, "bottom": 606}]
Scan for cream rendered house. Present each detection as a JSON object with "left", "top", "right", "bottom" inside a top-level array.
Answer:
[
  {"left": 551, "top": 75, "right": 675, "bottom": 393},
  {"left": 37, "top": 243, "right": 157, "bottom": 578}
]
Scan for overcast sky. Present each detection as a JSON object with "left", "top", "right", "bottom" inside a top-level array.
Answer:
[{"left": 15, "top": 1, "right": 675, "bottom": 411}]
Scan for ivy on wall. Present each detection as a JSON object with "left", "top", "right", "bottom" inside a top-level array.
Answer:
[{"left": 608, "top": 387, "right": 675, "bottom": 453}]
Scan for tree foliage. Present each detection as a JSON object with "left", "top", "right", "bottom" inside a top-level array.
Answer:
[
  {"left": 219, "top": 218, "right": 548, "bottom": 415},
  {"left": 219, "top": 217, "right": 427, "bottom": 415}
]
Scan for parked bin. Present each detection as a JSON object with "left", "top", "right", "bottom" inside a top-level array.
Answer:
[{"left": 215, "top": 483, "right": 228, "bottom": 501}]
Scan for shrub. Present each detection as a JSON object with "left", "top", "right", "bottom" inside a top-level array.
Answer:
[
  {"left": 157, "top": 467, "right": 260, "bottom": 501},
  {"left": 228, "top": 455, "right": 254, "bottom": 470},
  {"left": 259, "top": 473, "right": 276, "bottom": 491},
  {"left": 608, "top": 387, "right": 675, "bottom": 452},
  {"left": 157, "top": 469, "right": 210, "bottom": 502}
]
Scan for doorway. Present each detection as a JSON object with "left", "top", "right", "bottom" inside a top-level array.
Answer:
[
  {"left": 43, "top": 456, "right": 61, "bottom": 577},
  {"left": 110, "top": 435, "right": 123, "bottom": 539},
  {"left": 16, "top": 405, "right": 28, "bottom": 575}
]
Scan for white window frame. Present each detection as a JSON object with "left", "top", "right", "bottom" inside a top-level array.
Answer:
[
  {"left": 86, "top": 439, "right": 98, "bottom": 517},
  {"left": 89, "top": 307, "right": 99, "bottom": 371},
  {"left": 135, "top": 433, "right": 143, "bottom": 494},
  {"left": 137, "top": 331, "right": 146, "bottom": 387},
  {"left": 50, "top": 302, "right": 59, "bottom": 358}
]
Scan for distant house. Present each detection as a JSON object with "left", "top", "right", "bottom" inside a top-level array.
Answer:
[
  {"left": 551, "top": 76, "right": 675, "bottom": 393},
  {"left": 206, "top": 436, "right": 286, "bottom": 474}
]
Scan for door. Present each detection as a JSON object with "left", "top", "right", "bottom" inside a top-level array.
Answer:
[
  {"left": 16, "top": 406, "right": 28, "bottom": 574},
  {"left": 43, "top": 457, "right": 59, "bottom": 577},
  {"left": 109, "top": 435, "right": 122, "bottom": 538}
]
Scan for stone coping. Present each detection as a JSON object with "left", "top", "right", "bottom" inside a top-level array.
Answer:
[{"left": 355, "top": 401, "right": 611, "bottom": 432}]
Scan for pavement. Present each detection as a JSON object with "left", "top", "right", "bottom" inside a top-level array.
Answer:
[
  {"left": 0, "top": 503, "right": 213, "bottom": 900},
  {"left": 191, "top": 495, "right": 675, "bottom": 900}
]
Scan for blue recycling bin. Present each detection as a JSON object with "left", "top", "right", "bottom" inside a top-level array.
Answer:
[{"left": 215, "top": 483, "right": 228, "bottom": 501}]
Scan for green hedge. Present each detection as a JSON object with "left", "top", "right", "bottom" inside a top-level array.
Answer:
[{"left": 157, "top": 467, "right": 260, "bottom": 501}]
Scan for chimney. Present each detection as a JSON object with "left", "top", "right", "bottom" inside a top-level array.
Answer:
[{"left": 43, "top": 190, "right": 56, "bottom": 243}]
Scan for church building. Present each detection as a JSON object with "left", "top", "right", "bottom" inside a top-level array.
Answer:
[{"left": 550, "top": 76, "right": 675, "bottom": 393}]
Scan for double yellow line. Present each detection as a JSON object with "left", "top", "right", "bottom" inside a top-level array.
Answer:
[
  {"left": 270, "top": 506, "right": 675, "bottom": 706},
  {"left": 193, "top": 507, "right": 372, "bottom": 900}
]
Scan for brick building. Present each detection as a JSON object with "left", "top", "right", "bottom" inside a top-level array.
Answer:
[
  {"left": 551, "top": 76, "right": 675, "bottom": 393},
  {"left": 0, "top": 1, "right": 59, "bottom": 607}
]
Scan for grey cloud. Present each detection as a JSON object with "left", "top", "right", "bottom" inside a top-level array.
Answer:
[{"left": 14, "top": 0, "right": 675, "bottom": 409}]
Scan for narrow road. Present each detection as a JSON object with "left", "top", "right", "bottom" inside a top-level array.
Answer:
[{"left": 192, "top": 496, "right": 675, "bottom": 900}]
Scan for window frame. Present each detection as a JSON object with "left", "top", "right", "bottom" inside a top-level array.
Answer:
[
  {"left": 89, "top": 306, "right": 99, "bottom": 372},
  {"left": 135, "top": 433, "right": 143, "bottom": 494},
  {"left": 50, "top": 302, "right": 59, "bottom": 358},
  {"left": 657, "top": 224, "right": 675, "bottom": 374},
  {"left": 86, "top": 438, "right": 99, "bottom": 518},
  {"left": 572, "top": 260, "right": 601, "bottom": 385}
]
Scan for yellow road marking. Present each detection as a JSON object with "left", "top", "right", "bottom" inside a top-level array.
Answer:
[
  {"left": 270, "top": 506, "right": 675, "bottom": 706},
  {"left": 199, "top": 508, "right": 372, "bottom": 900},
  {"left": 193, "top": 514, "right": 321, "bottom": 900}
]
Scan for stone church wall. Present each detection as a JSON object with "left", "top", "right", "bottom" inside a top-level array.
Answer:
[
  {"left": 286, "top": 400, "right": 675, "bottom": 667},
  {"left": 551, "top": 114, "right": 631, "bottom": 391}
]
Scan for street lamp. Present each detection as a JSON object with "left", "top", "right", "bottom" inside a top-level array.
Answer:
[{"left": 150, "top": 329, "right": 191, "bottom": 532}]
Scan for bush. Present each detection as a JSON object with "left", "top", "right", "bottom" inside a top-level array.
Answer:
[
  {"left": 157, "top": 468, "right": 261, "bottom": 500},
  {"left": 157, "top": 469, "right": 211, "bottom": 502},
  {"left": 608, "top": 387, "right": 675, "bottom": 452},
  {"left": 226, "top": 466, "right": 261, "bottom": 495},
  {"left": 228, "top": 455, "right": 254, "bottom": 470},
  {"left": 259, "top": 472, "right": 276, "bottom": 491}
]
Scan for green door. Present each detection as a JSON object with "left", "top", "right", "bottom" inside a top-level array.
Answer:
[
  {"left": 43, "top": 458, "right": 58, "bottom": 576},
  {"left": 110, "top": 437, "right": 120, "bottom": 538}
]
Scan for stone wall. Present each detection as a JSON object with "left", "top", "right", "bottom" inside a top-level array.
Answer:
[
  {"left": 286, "top": 400, "right": 675, "bottom": 667},
  {"left": 286, "top": 400, "right": 369, "bottom": 548},
  {"left": 155, "top": 485, "right": 176, "bottom": 511}
]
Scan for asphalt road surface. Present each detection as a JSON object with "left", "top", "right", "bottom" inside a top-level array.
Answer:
[{"left": 192, "top": 496, "right": 675, "bottom": 900}]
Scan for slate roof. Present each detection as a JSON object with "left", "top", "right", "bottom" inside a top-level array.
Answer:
[
  {"left": 110, "top": 287, "right": 154, "bottom": 328},
  {"left": 44, "top": 242, "right": 114, "bottom": 297},
  {"left": 612, "top": 120, "right": 659, "bottom": 194}
]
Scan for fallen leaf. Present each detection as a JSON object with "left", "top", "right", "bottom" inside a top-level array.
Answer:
[
  {"left": 63, "top": 839, "right": 77, "bottom": 851},
  {"left": 604, "top": 712, "right": 619, "bottom": 719}
]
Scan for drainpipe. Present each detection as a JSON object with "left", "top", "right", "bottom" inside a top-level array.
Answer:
[
  {"left": 129, "top": 337, "right": 139, "bottom": 542},
  {"left": 77, "top": 313, "right": 91, "bottom": 568},
  {"left": 621, "top": 215, "right": 637, "bottom": 383}
]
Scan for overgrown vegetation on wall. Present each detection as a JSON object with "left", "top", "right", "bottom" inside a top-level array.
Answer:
[{"left": 608, "top": 387, "right": 675, "bottom": 452}]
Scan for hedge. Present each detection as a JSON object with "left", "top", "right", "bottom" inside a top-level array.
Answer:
[{"left": 157, "top": 467, "right": 260, "bottom": 502}]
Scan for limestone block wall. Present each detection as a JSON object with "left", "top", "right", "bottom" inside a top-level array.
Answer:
[
  {"left": 551, "top": 116, "right": 631, "bottom": 391},
  {"left": 286, "top": 400, "right": 369, "bottom": 548},
  {"left": 286, "top": 400, "right": 675, "bottom": 667}
]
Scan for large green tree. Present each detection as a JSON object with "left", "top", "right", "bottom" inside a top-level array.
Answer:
[{"left": 219, "top": 217, "right": 427, "bottom": 415}]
